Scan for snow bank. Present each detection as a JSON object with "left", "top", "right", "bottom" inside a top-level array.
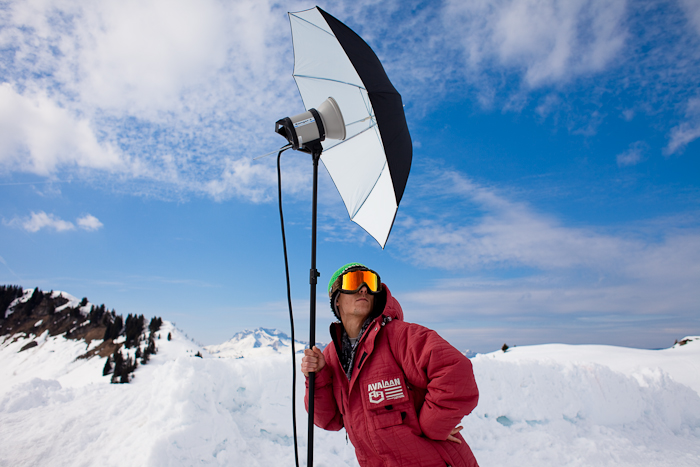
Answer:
[
  {"left": 0, "top": 331, "right": 106, "bottom": 395},
  {"left": 0, "top": 322, "right": 356, "bottom": 466},
  {"left": 486, "top": 338, "right": 700, "bottom": 394},
  {"left": 463, "top": 339, "right": 700, "bottom": 466},
  {"left": 1, "top": 326, "right": 699, "bottom": 466}
]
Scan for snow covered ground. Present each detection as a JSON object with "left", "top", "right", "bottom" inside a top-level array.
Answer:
[
  {"left": 1, "top": 324, "right": 699, "bottom": 466},
  {"left": 467, "top": 340, "right": 700, "bottom": 466}
]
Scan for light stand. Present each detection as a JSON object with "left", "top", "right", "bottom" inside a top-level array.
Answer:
[
  {"left": 275, "top": 99, "right": 345, "bottom": 467},
  {"left": 305, "top": 141, "right": 322, "bottom": 467}
]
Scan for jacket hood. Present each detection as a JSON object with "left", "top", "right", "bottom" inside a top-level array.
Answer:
[{"left": 381, "top": 284, "right": 404, "bottom": 322}]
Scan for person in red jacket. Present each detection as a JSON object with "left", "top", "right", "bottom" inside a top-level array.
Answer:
[{"left": 302, "top": 263, "right": 480, "bottom": 467}]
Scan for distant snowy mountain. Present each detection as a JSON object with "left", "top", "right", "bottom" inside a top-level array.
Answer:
[{"left": 204, "top": 327, "right": 310, "bottom": 359}]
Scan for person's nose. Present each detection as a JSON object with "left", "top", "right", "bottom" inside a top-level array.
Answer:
[{"left": 358, "top": 285, "right": 369, "bottom": 295}]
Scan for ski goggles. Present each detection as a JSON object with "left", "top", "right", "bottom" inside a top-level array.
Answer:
[{"left": 339, "top": 269, "right": 382, "bottom": 294}]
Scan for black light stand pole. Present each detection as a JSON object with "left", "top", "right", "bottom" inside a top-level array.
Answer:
[{"left": 307, "top": 148, "right": 321, "bottom": 467}]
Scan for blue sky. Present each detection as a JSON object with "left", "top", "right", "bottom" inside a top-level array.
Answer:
[{"left": 1, "top": 0, "right": 698, "bottom": 353}]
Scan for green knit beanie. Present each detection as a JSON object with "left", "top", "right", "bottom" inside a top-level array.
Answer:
[{"left": 327, "top": 262, "right": 366, "bottom": 297}]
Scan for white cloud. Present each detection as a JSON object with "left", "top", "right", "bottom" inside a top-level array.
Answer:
[
  {"left": 76, "top": 214, "right": 103, "bottom": 231},
  {"left": 396, "top": 171, "right": 631, "bottom": 271},
  {"left": 437, "top": 0, "right": 700, "bottom": 157},
  {"left": 1, "top": 0, "right": 696, "bottom": 201},
  {"left": 392, "top": 170, "right": 700, "bottom": 331},
  {"left": 6, "top": 0, "right": 293, "bottom": 117},
  {"left": 616, "top": 141, "right": 648, "bottom": 167},
  {"left": 666, "top": 122, "right": 700, "bottom": 155},
  {"left": 443, "top": 0, "right": 628, "bottom": 89},
  {"left": 680, "top": 0, "right": 700, "bottom": 36},
  {"left": 61, "top": 0, "right": 249, "bottom": 116},
  {"left": 202, "top": 157, "right": 279, "bottom": 203},
  {"left": 0, "top": 0, "right": 304, "bottom": 198},
  {"left": 665, "top": 97, "right": 700, "bottom": 155},
  {"left": 5, "top": 211, "right": 76, "bottom": 233},
  {"left": 0, "top": 84, "right": 124, "bottom": 176},
  {"left": 403, "top": 275, "right": 695, "bottom": 323},
  {"left": 4, "top": 211, "right": 105, "bottom": 233}
]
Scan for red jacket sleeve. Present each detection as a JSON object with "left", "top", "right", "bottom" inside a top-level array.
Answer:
[
  {"left": 304, "top": 346, "right": 344, "bottom": 431},
  {"left": 389, "top": 322, "right": 479, "bottom": 441}
]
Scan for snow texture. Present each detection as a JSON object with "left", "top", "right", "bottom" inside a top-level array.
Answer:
[{"left": 1, "top": 325, "right": 699, "bottom": 466}]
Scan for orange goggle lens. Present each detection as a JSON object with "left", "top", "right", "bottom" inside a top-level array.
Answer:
[{"left": 340, "top": 270, "right": 381, "bottom": 293}]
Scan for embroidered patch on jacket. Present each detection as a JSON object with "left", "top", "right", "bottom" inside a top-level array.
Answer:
[{"left": 366, "top": 377, "right": 406, "bottom": 405}]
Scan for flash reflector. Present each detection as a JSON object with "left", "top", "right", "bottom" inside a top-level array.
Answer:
[{"left": 276, "top": 97, "right": 346, "bottom": 153}]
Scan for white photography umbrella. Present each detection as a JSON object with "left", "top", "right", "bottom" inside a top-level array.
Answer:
[{"left": 278, "top": 6, "right": 412, "bottom": 247}]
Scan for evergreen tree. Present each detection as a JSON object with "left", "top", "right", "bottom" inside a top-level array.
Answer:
[
  {"left": 103, "top": 311, "right": 125, "bottom": 340},
  {"left": 147, "top": 334, "right": 157, "bottom": 355},
  {"left": 108, "top": 315, "right": 124, "bottom": 340},
  {"left": 142, "top": 329, "right": 158, "bottom": 364},
  {"left": 149, "top": 316, "right": 163, "bottom": 333},
  {"left": 124, "top": 314, "right": 145, "bottom": 348},
  {"left": 141, "top": 348, "right": 150, "bottom": 364},
  {"left": 103, "top": 321, "right": 113, "bottom": 340},
  {"left": 0, "top": 285, "right": 23, "bottom": 317},
  {"left": 110, "top": 348, "right": 139, "bottom": 384},
  {"left": 120, "top": 355, "right": 137, "bottom": 383},
  {"left": 99, "top": 306, "right": 110, "bottom": 326},
  {"left": 111, "top": 349, "right": 124, "bottom": 383},
  {"left": 70, "top": 306, "right": 82, "bottom": 318},
  {"left": 89, "top": 305, "right": 104, "bottom": 325},
  {"left": 24, "top": 287, "right": 43, "bottom": 315},
  {"left": 103, "top": 356, "right": 113, "bottom": 376}
]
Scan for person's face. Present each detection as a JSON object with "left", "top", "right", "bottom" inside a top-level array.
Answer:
[{"left": 337, "top": 285, "right": 374, "bottom": 323}]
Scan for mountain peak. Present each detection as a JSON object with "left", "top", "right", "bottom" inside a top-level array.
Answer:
[{"left": 205, "top": 327, "right": 313, "bottom": 359}]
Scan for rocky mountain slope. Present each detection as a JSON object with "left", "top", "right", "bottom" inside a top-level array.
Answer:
[{"left": 1, "top": 285, "right": 162, "bottom": 383}]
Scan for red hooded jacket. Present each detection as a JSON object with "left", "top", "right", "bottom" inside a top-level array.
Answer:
[{"left": 305, "top": 285, "right": 479, "bottom": 467}]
